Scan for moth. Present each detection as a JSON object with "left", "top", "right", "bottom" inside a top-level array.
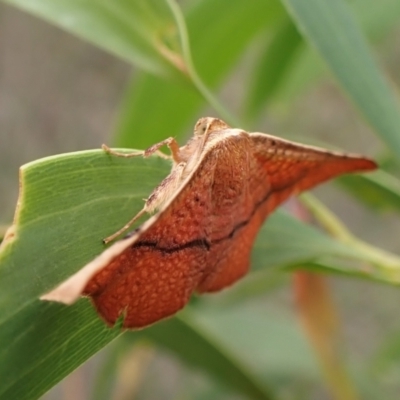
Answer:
[{"left": 41, "top": 117, "right": 377, "bottom": 329}]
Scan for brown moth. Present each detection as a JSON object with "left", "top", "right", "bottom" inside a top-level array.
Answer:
[{"left": 41, "top": 117, "right": 377, "bottom": 329}]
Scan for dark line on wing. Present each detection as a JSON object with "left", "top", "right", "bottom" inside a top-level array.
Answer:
[
  {"left": 131, "top": 180, "right": 293, "bottom": 254},
  {"left": 134, "top": 238, "right": 211, "bottom": 253}
]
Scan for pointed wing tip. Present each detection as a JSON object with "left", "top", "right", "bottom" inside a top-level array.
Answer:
[
  {"left": 343, "top": 155, "right": 377, "bottom": 173},
  {"left": 40, "top": 284, "right": 82, "bottom": 305},
  {"left": 358, "top": 157, "right": 378, "bottom": 172}
]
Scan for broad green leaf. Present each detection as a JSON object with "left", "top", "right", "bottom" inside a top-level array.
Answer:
[
  {"left": 191, "top": 303, "right": 318, "bottom": 381},
  {"left": 0, "top": 150, "right": 171, "bottom": 315},
  {"left": 0, "top": 300, "right": 121, "bottom": 400},
  {"left": 129, "top": 312, "right": 275, "bottom": 400},
  {"left": 203, "top": 268, "right": 287, "bottom": 307},
  {"left": 244, "top": 18, "right": 303, "bottom": 121},
  {"left": 114, "top": 75, "right": 201, "bottom": 149},
  {"left": 0, "top": 151, "right": 170, "bottom": 399},
  {"left": 186, "top": 0, "right": 283, "bottom": 86},
  {"left": 280, "top": 0, "right": 400, "bottom": 156},
  {"left": 173, "top": 305, "right": 383, "bottom": 400},
  {"left": 124, "top": 304, "right": 322, "bottom": 398},
  {"left": 113, "top": 0, "right": 400, "bottom": 150},
  {"left": 2, "top": 0, "right": 184, "bottom": 79},
  {"left": 0, "top": 150, "right": 398, "bottom": 398},
  {"left": 339, "top": 171, "right": 400, "bottom": 212},
  {"left": 253, "top": 211, "right": 400, "bottom": 285},
  {"left": 114, "top": 0, "right": 285, "bottom": 148},
  {"left": 274, "top": 0, "right": 400, "bottom": 106}
]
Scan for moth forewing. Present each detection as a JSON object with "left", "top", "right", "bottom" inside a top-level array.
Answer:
[{"left": 41, "top": 118, "right": 377, "bottom": 329}]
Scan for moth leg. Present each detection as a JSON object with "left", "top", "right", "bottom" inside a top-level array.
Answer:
[
  {"left": 103, "top": 210, "right": 147, "bottom": 244},
  {"left": 102, "top": 144, "right": 143, "bottom": 158},
  {"left": 102, "top": 144, "right": 171, "bottom": 161},
  {"left": 143, "top": 137, "right": 182, "bottom": 163},
  {"left": 103, "top": 162, "right": 186, "bottom": 244}
]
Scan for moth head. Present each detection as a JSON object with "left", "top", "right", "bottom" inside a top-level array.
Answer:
[{"left": 194, "top": 117, "right": 231, "bottom": 137}]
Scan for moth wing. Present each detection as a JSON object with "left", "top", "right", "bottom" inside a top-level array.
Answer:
[
  {"left": 42, "top": 127, "right": 377, "bottom": 327},
  {"left": 249, "top": 132, "right": 377, "bottom": 215},
  {"left": 42, "top": 146, "right": 221, "bottom": 328},
  {"left": 198, "top": 132, "right": 377, "bottom": 293}
]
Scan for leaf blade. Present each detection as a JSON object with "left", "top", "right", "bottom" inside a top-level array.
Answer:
[
  {"left": 114, "top": 0, "right": 285, "bottom": 148},
  {"left": 280, "top": 0, "right": 400, "bottom": 155},
  {"left": 2, "top": 0, "right": 183, "bottom": 79}
]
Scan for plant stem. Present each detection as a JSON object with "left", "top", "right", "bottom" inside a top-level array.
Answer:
[
  {"left": 300, "top": 192, "right": 400, "bottom": 280},
  {"left": 166, "top": 0, "right": 241, "bottom": 127}
]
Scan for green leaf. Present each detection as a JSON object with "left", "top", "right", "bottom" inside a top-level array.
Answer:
[
  {"left": 123, "top": 303, "right": 322, "bottom": 398},
  {"left": 273, "top": 0, "right": 400, "bottom": 106},
  {"left": 114, "top": 0, "right": 285, "bottom": 148},
  {"left": 0, "top": 151, "right": 169, "bottom": 399},
  {"left": 0, "top": 150, "right": 397, "bottom": 398},
  {"left": 114, "top": 75, "right": 201, "bottom": 149},
  {"left": 339, "top": 171, "right": 400, "bottom": 212},
  {"left": 130, "top": 313, "right": 274, "bottom": 400},
  {"left": 280, "top": 0, "right": 400, "bottom": 156},
  {"left": 2, "top": 0, "right": 184, "bottom": 79},
  {"left": 191, "top": 303, "right": 319, "bottom": 381},
  {"left": 0, "top": 150, "right": 171, "bottom": 314},
  {"left": 204, "top": 268, "right": 287, "bottom": 307},
  {"left": 139, "top": 304, "right": 384, "bottom": 400},
  {"left": 0, "top": 300, "right": 121, "bottom": 400},
  {"left": 252, "top": 211, "right": 375, "bottom": 274},
  {"left": 244, "top": 18, "right": 303, "bottom": 121},
  {"left": 184, "top": 0, "right": 284, "bottom": 86}
]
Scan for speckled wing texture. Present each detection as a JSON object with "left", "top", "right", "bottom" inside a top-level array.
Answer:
[
  {"left": 81, "top": 129, "right": 376, "bottom": 329},
  {"left": 197, "top": 131, "right": 377, "bottom": 293},
  {"left": 82, "top": 151, "right": 217, "bottom": 329},
  {"left": 83, "top": 130, "right": 252, "bottom": 328}
]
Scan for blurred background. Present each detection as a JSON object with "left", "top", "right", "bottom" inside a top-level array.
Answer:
[{"left": 1, "top": 1, "right": 400, "bottom": 399}]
